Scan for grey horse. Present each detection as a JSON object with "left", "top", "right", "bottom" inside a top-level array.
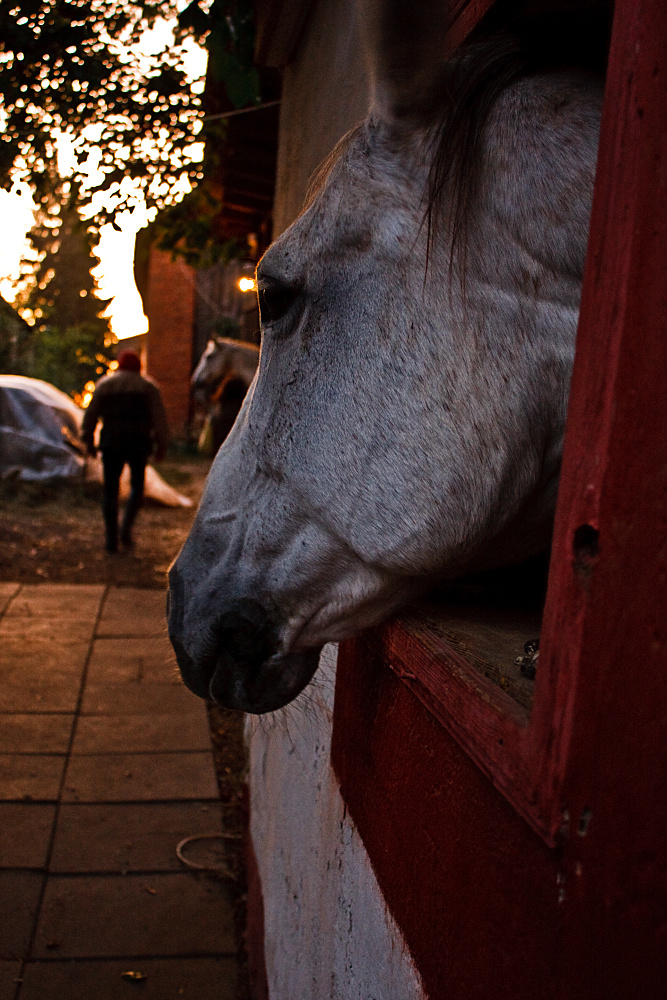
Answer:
[
  {"left": 191, "top": 337, "right": 260, "bottom": 453},
  {"left": 169, "top": 0, "right": 603, "bottom": 713},
  {"left": 191, "top": 337, "right": 260, "bottom": 396}
]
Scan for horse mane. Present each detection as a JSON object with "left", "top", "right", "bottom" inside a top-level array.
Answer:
[{"left": 424, "top": 35, "right": 523, "bottom": 273}]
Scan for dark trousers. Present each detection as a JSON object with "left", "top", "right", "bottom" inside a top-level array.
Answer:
[{"left": 101, "top": 448, "right": 148, "bottom": 550}]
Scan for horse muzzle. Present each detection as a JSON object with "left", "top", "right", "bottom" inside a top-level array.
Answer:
[{"left": 167, "top": 574, "right": 321, "bottom": 714}]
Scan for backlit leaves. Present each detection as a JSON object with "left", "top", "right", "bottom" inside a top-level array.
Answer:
[{"left": 0, "top": 2, "right": 261, "bottom": 227}]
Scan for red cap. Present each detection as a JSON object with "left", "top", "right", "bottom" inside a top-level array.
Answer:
[{"left": 116, "top": 349, "right": 141, "bottom": 372}]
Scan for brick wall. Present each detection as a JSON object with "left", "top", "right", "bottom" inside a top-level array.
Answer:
[{"left": 144, "top": 249, "right": 195, "bottom": 441}]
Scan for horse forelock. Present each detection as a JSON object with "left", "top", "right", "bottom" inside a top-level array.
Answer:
[
  {"left": 424, "top": 37, "right": 524, "bottom": 268},
  {"left": 299, "top": 37, "right": 525, "bottom": 251},
  {"left": 303, "top": 123, "right": 366, "bottom": 213},
  {"left": 302, "top": 25, "right": 605, "bottom": 283}
]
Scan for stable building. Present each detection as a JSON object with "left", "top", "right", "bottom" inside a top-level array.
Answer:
[{"left": 241, "top": 2, "right": 667, "bottom": 999}]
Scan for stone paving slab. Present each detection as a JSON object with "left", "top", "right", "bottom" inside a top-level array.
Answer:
[
  {"left": 0, "top": 639, "right": 89, "bottom": 674},
  {"left": 0, "top": 618, "right": 95, "bottom": 642},
  {"left": 98, "top": 589, "right": 168, "bottom": 638},
  {"left": 62, "top": 752, "right": 219, "bottom": 802},
  {"left": 18, "top": 957, "right": 241, "bottom": 1000},
  {"left": 0, "top": 584, "right": 20, "bottom": 618},
  {"left": 0, "top": 671, "right": 84, "bottom": 714},
  {"left": 0, "top": 960, "right": 21, "bottom": 1000},
  {"left": 80, "top": 682, "right": 199, "bottom": 717},
  {"left": 4, "top": 585, "right": 105, "bottom": 618},
  {"left": 71, "top": 712, "right": 212, "bottom": 754},
  {"left": 86, "top": 637, "right": 178, "bottom": 686},
  {"left": 0, "top": 585, "right": 241, "bottom": 999},
  {"left": 0, "top": 755, "right": 66, "bottom": 801},
  {"left": 50, "top": 802, "right": 224, "bottom": 873},
  {"left": 0, "top": 804, "right": 56, "bottom": 868},
  {"left": 0, "top": 714, "right": 74, "bottom": 754},
  {"left": 33, "top": 873, "right": 236, "bottom": 958},
  {"left": 0, "top": 872, "right": 44, "bottom": 959}
]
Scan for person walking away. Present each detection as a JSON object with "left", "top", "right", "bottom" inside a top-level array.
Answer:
[{"left": 82, "top": 350, "right": 170, "bottom": 553}]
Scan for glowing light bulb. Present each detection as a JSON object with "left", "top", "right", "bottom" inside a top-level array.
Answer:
[{"left": 238, "top": 277, "right": 257, "bottom": 292}]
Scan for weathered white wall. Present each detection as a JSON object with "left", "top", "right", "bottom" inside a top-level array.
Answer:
[
  {"left": 271, "top": 0, "right": 370, "bottom": 237},
  {"left": 246, "top": 646, "right": 424, "bottom": 1000}
]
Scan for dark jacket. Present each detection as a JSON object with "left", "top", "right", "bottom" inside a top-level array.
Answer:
[{"left": 82, "top": 370, "right": 170, "bottom": 457}]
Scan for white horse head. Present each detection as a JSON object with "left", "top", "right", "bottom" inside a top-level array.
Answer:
[
  {"left": 169, "top": 0, "right": 602, "bottom": 713},
  {"left": 191, "top": 337, "right": 260, "bottom": 394}
]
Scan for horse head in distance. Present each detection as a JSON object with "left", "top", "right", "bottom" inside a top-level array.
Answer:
[
  {"left": 191, "top": 337, "right": 261, "bottom": 453},
  {"left": 191, "top": 337, "right": 260, "bottom": 396},
  {"left": 169, "top": 0, "right": 604, "bottom": 713}
]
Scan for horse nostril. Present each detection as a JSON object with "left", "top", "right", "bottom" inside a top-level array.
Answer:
[
  {"left": 214, "top": 601, "right": 278, "bottom": 667},
  {"left": 257, "top": 275, "right": 301, "bottom": 325}
]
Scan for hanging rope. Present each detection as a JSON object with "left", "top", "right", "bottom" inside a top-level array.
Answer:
[{"left": 203, "top": 99, "right": 281, "bottom": 122}]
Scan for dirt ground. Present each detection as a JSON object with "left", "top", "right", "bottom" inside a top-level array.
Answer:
[
  {"left": 0, "top": 455, "right": 210, "bottom": 587},
  {"left": 0, "top": 454, "right": 251, "bottom": 996}
]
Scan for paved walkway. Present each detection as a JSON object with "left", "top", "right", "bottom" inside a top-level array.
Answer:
[{"left": 0, "top": 583, "right": 241, "bottom": 1000}]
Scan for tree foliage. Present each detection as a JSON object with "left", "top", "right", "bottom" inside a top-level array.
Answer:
[
  {"left": 23, "top": 175, "right": 111, "bottom": 330},
  {"left": 145, "top": 119, "right": 240, "bottom": 269},
  {"left": 150, "top": 2, "right": 266, "bottom": 266},
  {"left": 0, "top": 297, "right": 33, "bottom": 373},
  {"left": 0, "top": 1, "right": 260, "bottom": 226},
  {"left": 7, "top": 323, "right": 113, "bottom": 398},
  {"left": 3, "top": 172, "right": 115, "bottom": 396}
]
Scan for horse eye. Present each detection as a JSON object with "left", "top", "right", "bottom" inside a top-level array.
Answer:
[{"left": 258, "top": 277, "right": 301, "bottom": 326}]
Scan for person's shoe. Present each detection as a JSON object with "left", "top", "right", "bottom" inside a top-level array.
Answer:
[{"left": 105, "top": 539, "right": 118, "bottom": 554}]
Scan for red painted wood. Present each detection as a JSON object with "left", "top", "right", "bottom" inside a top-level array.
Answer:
[
  {"left": 377, "top": 614, "right": 551, "bottom": 839},
  {"left": 532, "top": 0, "right": 667, "bottom": 830},
  {"left": 447, "top": 0, "right": 496, "bottom": 50},
  {"left": 533, "top": 0, "right": 667, "bottom": 990},
  {"left": 333, "top": 633, "right": 562, "bottom": 1000},
  {"left": 332, "top": 0, "right": 667, "bottom": 995}
]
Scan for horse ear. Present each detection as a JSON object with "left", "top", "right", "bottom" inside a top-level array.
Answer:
[{"left": 359, "top": 0, "right": 451, "bottom": 121}]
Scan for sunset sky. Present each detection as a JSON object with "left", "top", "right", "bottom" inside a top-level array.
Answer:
[{"left": 0, "top": 16, "right": 207, "bottom": 342}]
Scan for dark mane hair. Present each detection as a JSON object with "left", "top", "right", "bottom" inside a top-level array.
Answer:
[{"left": 425, "top": 36, "right": 522, "bottom": 271}]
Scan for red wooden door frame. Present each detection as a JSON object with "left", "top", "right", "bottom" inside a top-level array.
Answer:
[{"left": 332, "top": 0, "right": 667, "bottom": 994}]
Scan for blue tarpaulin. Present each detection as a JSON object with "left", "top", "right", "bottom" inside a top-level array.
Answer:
[{"left": 0, "top": 375, "right": 85, "bottom": 481}]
